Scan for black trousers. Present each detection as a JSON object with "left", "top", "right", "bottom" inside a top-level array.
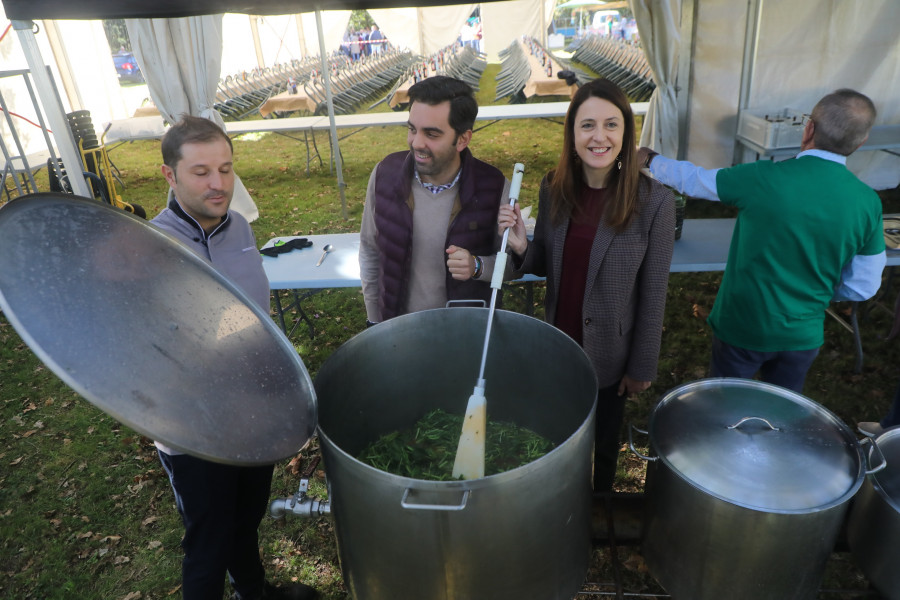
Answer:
[
  {"left": 158, "top": 451, "right": 274, "bottom": 600},
  {"left": 593, "top": 382, "right": 627, "bottom": 492}
]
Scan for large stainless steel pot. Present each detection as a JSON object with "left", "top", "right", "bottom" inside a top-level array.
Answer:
[
  {"left": 315, "top": 308, "right": 598, "bottom": 600},
  {"left": 0, "top": 193, "right": 316, "bottom": 464},
  {"left": 631, "top": 378, "right": 876, "bottom": 600},
  {"left": 847, "top": 427, "right": 900, "bottom": 599}
]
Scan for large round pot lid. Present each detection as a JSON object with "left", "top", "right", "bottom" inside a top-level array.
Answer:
[
  {"left": 871, "top": 427, "right": 900, "bottom": 512},
  {"left": 0, "top": 193, "right": 316, "bottom": 465},
  {"left": 649, "top": 378, "right": 864, "bottom": 512}
]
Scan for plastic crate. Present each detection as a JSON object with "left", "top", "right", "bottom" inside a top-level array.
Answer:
[{"left": 737, "top": 107, "right": 806, "bottom": 149}]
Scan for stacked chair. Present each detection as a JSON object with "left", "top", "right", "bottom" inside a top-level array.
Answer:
[
  {"left": 494, "top": 38, "right": 591, "bottom": 103},
  {"left": 384, "top": 44, "right": 486, "bottom": 110},
  {"left": 494, "top": 41, "right": 532, "bottom": 102},
  {"left": 303, "top": 49, "right": 418, "bottom": 116},
  {"left": 441, "top": 45, "right": 486, "bottom": 90},
  {"left": 215, "top": 57, "right": 321, "bottom": 120},
  {"left": 568, "top": 35, "right": 656, "bottom": 101}
]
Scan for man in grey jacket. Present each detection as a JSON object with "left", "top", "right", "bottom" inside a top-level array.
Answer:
[{"left": 152, "top": 116, "right": 315, "bottom": 600}]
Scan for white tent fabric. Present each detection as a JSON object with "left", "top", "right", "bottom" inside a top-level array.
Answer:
[
  {"left": 219, "top": 12, "right": 350, "bottom": 74},
  {"left": 684, "top": 0, "right": 900, "bottom": 189},
  {"left": 368, "top": 6, "right": 474, "bottom": 55},
  {"left": 297, "top": 11, "right": 351, "bottom": 58},
  {"left": 221, "top": 15, "right": 265, "bottom": 73},
  {"left": 5, "top": 1, "right": 900, "bottom": 198},
  {"left": 370, "top": 2, "right": 550, "bottom": 59},
  {"left": 632, "top": 0, "right": 680, "bottom": 158},
  {"left": 481, "top": 0, "right": 545, "bottom": 61},
  {"left": 126, "top": 15, "right": 259, "bottom": 221}
]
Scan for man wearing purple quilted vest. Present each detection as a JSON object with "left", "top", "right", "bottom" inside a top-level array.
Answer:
[{"left": 360, "top": 75, "right": 511, "bottom": 324}]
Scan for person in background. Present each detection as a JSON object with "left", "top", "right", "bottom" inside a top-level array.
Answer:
[
  {"left": 350, "top": 34, "right": 361, "bottom": 61},
  {"left": 153, "top": 116, "right": 317, "bottom": 600},
  {"left": 359, "top": 75, "right": 511, "bottom": 325},
  {"left": 362, "top": 26, "right": 372, "bottom": 57},
  {"left": 498, "top": 78, "right": 675, "bottom": 492},
  {"left": 369, "top": 24, "right": 385, "bottom": 55},
  {"left": 637, "top": 88, "right": 885, "bottom": 394}
]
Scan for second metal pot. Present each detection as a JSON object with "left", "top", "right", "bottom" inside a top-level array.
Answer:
[{"left": 632, "top": 378, "right": 875, "bottom": 600}]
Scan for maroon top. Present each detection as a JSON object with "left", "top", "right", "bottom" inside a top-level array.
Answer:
[{"left": 556, "top": 186, "right": 607, "bottom": 345}]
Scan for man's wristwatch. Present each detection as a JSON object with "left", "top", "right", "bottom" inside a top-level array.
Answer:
[
  {"left": 643, "top": 150, "right": 659, "bottom": 169},
  {"left": 471, "top": 255, "right": 484, "bottom": 279}
]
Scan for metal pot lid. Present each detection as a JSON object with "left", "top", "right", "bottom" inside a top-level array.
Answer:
[
  {"left": 0, "top": 193, "right": 316, "bottom": 465},
  {"left": 870, "top": 427, "right": 900, "bottom": 511},
  {"left": 649, "top": 378, "right": 863, "bottom": 512}
]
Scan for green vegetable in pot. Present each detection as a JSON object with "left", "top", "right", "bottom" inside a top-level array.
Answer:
[{"left": 357, "top": 408, "right": 555, "bottom": 480}]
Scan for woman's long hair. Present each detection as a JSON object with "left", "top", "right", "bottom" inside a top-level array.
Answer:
[{"left": 549, "top": 79, "right": 641, "bottom": 232}]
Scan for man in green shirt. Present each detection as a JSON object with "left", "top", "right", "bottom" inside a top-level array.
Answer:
[{"left": 638, "top": 89, "right": 885, "bottom": 392}]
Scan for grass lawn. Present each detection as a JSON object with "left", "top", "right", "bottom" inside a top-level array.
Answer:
[{"left": 2, "top": 64, "right": 900, "bottom": 599}]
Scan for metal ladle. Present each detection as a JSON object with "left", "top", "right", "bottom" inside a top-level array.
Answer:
[{"left": 316, "top": 244, "right": 334, "bottom": 267}]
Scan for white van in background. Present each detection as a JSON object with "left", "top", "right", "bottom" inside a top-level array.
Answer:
[{"left": 590, "top": 10, "right": 620, "bottom": 37}]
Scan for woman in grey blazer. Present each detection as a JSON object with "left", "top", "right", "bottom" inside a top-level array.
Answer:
[{"left": 500, "top": 79, "right": 675, "bottom": 491}]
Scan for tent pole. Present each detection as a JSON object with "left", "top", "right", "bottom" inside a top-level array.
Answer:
[
  {"left": 540, "top": 0, "right": 547, "bottom": 47},
  {"left": 13, "top": 20, "right": 91, "bottom": 198},
  {"left": 295, "top": 14, "right": 308, "bottom": 57},
  {"left": 315, "top": 9, "right": 348, "bottom": 220},
  {"left": 733, "top": 0, "right": 764, "bottom": 165},
  {"left": 676, "top": 0, "right": 697, "bottom": 160},
  {"left": 417, "top": 8, "right": 426, "bottom": 54},
  {"left": 249, "top": 15, "right": 266, "bottom": 69}
]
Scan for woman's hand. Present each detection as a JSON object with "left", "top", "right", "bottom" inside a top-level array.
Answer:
[
  {"left": 498, "top": 204, "right": 527, "bottom": 256},
  {"left": 618, "top": 375, "right": 650, "bottom": 397}
]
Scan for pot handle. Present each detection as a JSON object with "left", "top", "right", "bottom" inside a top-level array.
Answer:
[
  {"left": 400, "top": 488, "right": 470, "bottom": 511},
  {"left": 445, "top": 299, "right": 486, "bottom": 308},
  {"left": 628, "top": 424, "right": 657, "bottom": 462},
  {"left": 860, "top": 437, "right": 887, "bottom": 475},
  {"left": 727, "top": 416, "right": 780, "bottom": 431}
]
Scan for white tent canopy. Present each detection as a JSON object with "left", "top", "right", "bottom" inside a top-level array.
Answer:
[{"left": 2, "top": 0, "right": 899, "bottom": 198}]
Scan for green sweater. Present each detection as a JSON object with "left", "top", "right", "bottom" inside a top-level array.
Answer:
[{"left": 712, "top": 155, "right": 883, "bottom": 351}]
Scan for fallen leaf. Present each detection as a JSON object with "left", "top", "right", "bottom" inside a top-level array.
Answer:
[
  {"left": 148, "top": 540, "right": 163, "bottom": 549},
  {"left": 10, "top": 457, "right": 23, "bottom": 466},
  {"left": 119, "top": 592, "right": 142, "bottom": 600},
  {"left": 142, "top": 516, "right": 159, "bottom": 527},
  {"left": 692, "top": 303, "right": 709, "bottom": 319},
  {"left": 113, "top": 555, "right": 130, "bottom": 565}
]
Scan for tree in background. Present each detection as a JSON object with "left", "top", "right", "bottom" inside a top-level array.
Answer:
[
  {"left": 348, "top": 10, "right": 375, "bottom": 33},
  {"left": 103, "top": 19, "right": 131, "bottom": 53}
]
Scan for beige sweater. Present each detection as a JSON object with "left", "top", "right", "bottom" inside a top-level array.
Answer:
[{"left": 359, "top": 165, "right": 510, "bottom": 322}]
